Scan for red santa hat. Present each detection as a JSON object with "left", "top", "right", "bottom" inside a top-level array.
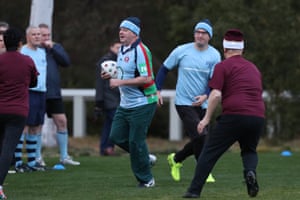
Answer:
[{"left": 223, "top": 29, "right": 244, "bottom": 49}]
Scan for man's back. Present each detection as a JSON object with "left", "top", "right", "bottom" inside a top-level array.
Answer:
[{"left": 0, "top": 51, "right": 37, "bottom": 116}]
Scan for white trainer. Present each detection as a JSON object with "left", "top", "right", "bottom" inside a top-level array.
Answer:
[
  {"left": 61, "top": 156, "right": 80, "bottom": 166},
  {"left": 138, "top": 178, "right": 155, "bottom": 188},
  {"left": 36, "top": 157, "right": 46, "bottom": 167}
]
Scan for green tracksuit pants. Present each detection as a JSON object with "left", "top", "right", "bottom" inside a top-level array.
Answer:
[{"left": 109, "top": 103, "right": 157, "bottom": 183}]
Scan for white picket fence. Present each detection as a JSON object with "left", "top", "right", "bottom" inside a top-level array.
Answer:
[{"left": 59, "top": 89, "right": 182, "bottom": 141}]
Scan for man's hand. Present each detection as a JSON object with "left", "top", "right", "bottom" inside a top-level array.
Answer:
[
  {"left": 192, "top": 94, "right": 207, "bottom": 107},
  {"left": 42, "top": 40, "right": 54, "bottom": 49},
  {"left": 197, "top": 118, "right": 209, "bottom": 134},
  {"left": 157, "top": 91, "right": 163, "bottom": 106},
  {"left": 101, "top": 71, "right": 112, "bottom": 80}
]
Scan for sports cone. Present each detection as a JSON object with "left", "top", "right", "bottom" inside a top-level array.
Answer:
[{"left": 206, "top": 173, "right": 216, "bottom": 183}]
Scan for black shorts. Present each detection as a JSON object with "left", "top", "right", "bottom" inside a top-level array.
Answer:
[{"left": 46, "top": 98, "right": 65, "bottom": 117}]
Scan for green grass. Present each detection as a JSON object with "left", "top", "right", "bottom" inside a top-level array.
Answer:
[{"left": 5, "top": 152, "right": 300, "bottom": 200}]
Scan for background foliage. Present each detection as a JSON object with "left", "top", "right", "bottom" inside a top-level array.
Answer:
[{"left": 0, "top": 0, "right": 299, "bottom": 140}]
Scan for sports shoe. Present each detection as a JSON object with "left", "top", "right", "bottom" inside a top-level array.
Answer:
[
  {"left": 245, "top": 171, "right": 259, "bottom": 197},
  {"left": 28, "top": 162, "right": 46, "bottom": 171},
  {"left": 15, "top": 163, "right": 32, "bottom": 173},
  {"left": 149, "top": 154, "right": 157, "bottom": 167},
  {"left": 182, "top": 191, "right": 199, "bottom": 198},
  {"left": 167, "top": 153, "right": 182, "bottom": 181},
  {"left": 36, "top": 157, "right": 46, "bottom": 167},
  {"left": 138, "top": 178, "right": 155, "bottom": 188},
  {"left": 206, "top": 173, "right": 216, "bottom": 183},
  {"left": 0, "top": 189, "right": 7, "bottom": 199},
  {"left": 61, "top": 156, "right": 80, "bottom": 166}
]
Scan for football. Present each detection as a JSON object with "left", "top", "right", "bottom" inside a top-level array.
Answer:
[{"left": 101, "top": 60, "right": 118, "bottom": 79}]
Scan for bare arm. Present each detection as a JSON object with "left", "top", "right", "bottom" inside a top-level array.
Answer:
[{"left": 197, "top": 89, "right": 222, "bottom": 134}]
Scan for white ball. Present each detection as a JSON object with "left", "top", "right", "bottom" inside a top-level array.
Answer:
[{"left": 101, "top": 60, "right": 118, "bottom": 79}]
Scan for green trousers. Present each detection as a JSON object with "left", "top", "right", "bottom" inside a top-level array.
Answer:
[{"left": 109, "top": 103, "right": 157, "bottom": 183}]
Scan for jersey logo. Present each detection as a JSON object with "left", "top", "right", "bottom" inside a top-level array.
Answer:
[{"left": 124, "top": 56, "right": 129, "bottom": 62}]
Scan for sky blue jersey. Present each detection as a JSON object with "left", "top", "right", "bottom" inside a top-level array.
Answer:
[
  {"left": 117, "top": 39, "right": 157, "bottom": 108},
  {"left": 163, "top": 42, "right": 221, "bottom": 108},
  {"left": 21, "top": 45, "right": 47, "bottom": 92}
]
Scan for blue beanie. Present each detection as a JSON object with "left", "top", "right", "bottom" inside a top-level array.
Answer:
[
  {"left": 194, "top": 19, "right": 213, "bottom": 38},
  {"left": 120, "top": 16, "right": 141, "bottom": 36}
]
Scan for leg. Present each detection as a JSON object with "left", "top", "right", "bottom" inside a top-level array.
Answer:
[
  {"left": 0, "top": 115, "right": 26, "bottom": 185},
  {"left": 185, "top": 115, "right": 237, "bottom": 197},
  {"left": 52, "top": 113, "right": 68, "bottom": 160},
  {"left": 168, "top": 106, "right": 206, "bottom": 181},
  {"left": 128, "top": 103, "right": 156, "bottom": 184},
  {"left": 174, "top": 106, "right": 206, "bottom": 162},
  {"left": 100, "top": 109, "right": 116, "bottom": 155},
  {"left": 109, "top": 107, "right": 130, "bottom": 152},
  {"left": 238, "top": 116, "right": 264, "bottom": 197}
]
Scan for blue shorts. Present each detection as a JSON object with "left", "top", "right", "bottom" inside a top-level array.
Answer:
[{"left": 26, "top": 91, "right": 46, "bottom": 126}]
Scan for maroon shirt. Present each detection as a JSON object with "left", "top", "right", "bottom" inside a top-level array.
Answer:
[
  {"left": 209, "top": 55, "right": 265, "bottom": 118},
  {"left": 0, "top": 51, "right": 38, "bottom": 117}
]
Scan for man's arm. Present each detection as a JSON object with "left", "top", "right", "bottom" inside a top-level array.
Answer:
[
  {"left": 51, "top": 43, "right": 71, "bottom": 67},
  {"left": 197, "top": 89, "right": 222, "bottom": 134}
]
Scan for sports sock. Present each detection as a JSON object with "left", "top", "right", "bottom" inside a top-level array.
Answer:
[
  {"left": 35, "top": 133, "right": 42, "bottom": 159},
  {"left": 15, "top": 133, "right": 25, "bottom": 167},
  {"left": 26, "top": 134, "right": 37, "bottom": 167},
  {"left": 56, "top": 131, "right": 68, "bottom": 160}
]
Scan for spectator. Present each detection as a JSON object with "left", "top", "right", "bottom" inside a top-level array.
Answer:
[
  {"left": 38, "top": 23, "right": 80, "bottom": 166},
  {"left": 95, "top": 41, "right": 121, "bottom": 156},
  {"left": 14, "top": 26, "right": 47, "bottom": 172}
]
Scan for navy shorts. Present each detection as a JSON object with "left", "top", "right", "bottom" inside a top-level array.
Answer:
[
  {"left": 46, "top": 98, "right": 65, "bottom": 117},
  {"left": 26, "top": 91, "right": 46, "bottom": 126}
]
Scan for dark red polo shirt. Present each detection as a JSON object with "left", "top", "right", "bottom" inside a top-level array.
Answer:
[{"left": 209, "top": 55, "right": 265, "bottom": 118}]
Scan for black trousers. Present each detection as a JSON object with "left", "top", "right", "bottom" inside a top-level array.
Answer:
[
  {"left": 187, "top": 114, "right": 265, "bottom": 195},
  {"left": 175, "top": 105, "right": 207, "bottom": 162},
  {"left": 0, "top": 114, "right": 26, "bottom": 185}
]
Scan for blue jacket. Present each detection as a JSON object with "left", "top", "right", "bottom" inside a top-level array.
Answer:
[{"left": 45, "top": 43, "right": 70, "bottom": 99}]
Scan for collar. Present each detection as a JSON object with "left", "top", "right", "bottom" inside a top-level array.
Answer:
[{"left": 120, "top": 38, "right": 141, "bottom": 54}]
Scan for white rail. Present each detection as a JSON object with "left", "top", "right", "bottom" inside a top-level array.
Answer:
[{"left": 61, "top": 89, "right": 182, "bottom": 141}]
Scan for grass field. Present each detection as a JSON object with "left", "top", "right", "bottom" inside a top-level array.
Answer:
[{"left": 4, "top": 150, "right": 300, "bottom": 200}]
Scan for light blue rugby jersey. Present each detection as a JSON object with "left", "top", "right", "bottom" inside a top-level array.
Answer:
[
  {"left": 164, "top": 42, "right": 221, "bottom": 108},
  {"left": 21, "top": 45, "right": 47, "bottom": 92},
  {"left": 117, "top": 40, "right": 157, "bottom": 108}
]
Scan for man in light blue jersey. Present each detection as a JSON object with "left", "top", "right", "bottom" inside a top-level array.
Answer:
[
  {"left": 155, "top": 19, "right": 221, "bottom": 182},
  {"left": 102, "top": 16, "right": 158, "bottom": 188},
  {"left": 14, "top": 26, "right": 47, "bottom": 172}
]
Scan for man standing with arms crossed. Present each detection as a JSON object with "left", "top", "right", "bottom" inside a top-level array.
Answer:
[
  {"left": 156, "top": 19, "right": 221, "bottom": 182},
  {"left": 38, "top": 23, "right": 80, "bottom": 166}
]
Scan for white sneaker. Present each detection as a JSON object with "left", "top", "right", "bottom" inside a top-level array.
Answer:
[
  {"left": 149, "top": 154, "right": 157, "bottom": 167},
  {"left": 60, "top": 156, "right": 80, "bottom": 166},
  {"left": 138, "top": 178, "right": 155, "bottom": 188},
  {"left": 36, "top": 157, "right": 46, "bottom": 167}
]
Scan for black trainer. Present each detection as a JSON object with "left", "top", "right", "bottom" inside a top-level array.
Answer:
[
  {"left": 28, "top": 162, "right": 46, "bottom": 172},
  {"left": 15, "top": 163, "right": 32, "bottom": 173},
  {"left": 182, "top": 191, "right": 200, "bottom": 198},
  {"left": 245, "top": 171, "right": 259, "bottom": 197}
]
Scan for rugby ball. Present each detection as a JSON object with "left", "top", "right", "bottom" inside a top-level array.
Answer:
[{"left": 101, "top": 60, "right": 118, "bottom": 79}]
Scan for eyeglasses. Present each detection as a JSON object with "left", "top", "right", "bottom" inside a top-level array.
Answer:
[{"left": 194, "top": 30, "right": 208, "bottom": 35}]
